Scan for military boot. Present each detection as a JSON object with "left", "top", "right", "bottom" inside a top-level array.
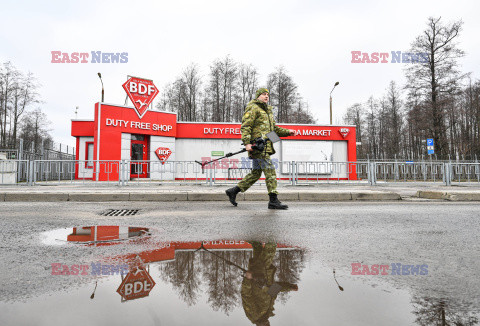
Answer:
[
  {"left": 225, "top": 186, "right": 241, "bottom": 206},
  {"left": 268, "top": 193, "right": 288, "bottom": 210}
]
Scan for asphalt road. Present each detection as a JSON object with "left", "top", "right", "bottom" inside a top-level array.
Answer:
[{"left": 0, "top": 201, "right": 479, "bottom": 325}]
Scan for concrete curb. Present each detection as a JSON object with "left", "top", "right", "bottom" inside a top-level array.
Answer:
[
  {"left": 445, "top": 192, "right": 480, "bottom": 201},
  {"left": 5, "top": 193, "right": 69, "bottom": 202},
  {"left": 68, "top": 193, "right": 130, "bottom": 202},
  {"left": 243, "top": 192, "right": 299, "bottom": 201},
  {"left": 129, "top": 193, "right": 188, "bottom": 201},
  {"left": 416, "top": 191, "right": 446, "bottom": 200},
  {"left": 0, "top": 191, "right": 440, "bottom": 202},
  {"left": 299, "top": 192, "right": 352, "bottom": 201},
  {"left": 187, "top": 193, "right": 227, "bottom": 201},
  {"left": 416, "top": 190, "right": 480, "bottom": 201},
  {"left": 352, "top": 192, "right": 401, "bottom": 201}
]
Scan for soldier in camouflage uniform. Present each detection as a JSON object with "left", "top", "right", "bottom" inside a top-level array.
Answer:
[
  {"left": 241, "top": 241, "right": 298, "bottom": 325},
  {"left": 225, "top": 88, "right": 295, "bottom": 209}
]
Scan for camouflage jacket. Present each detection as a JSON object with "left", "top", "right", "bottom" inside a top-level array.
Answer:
[
  {"left": 241, "top": 264, "right": 297, "bottom": 324},
  {"left": 241, "top": 243, "right": 297, "bottom": 324},
  {"left": 241, "top": 99, "right": 290, "bottom": 155}
]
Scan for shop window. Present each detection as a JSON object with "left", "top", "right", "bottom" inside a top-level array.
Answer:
[
  {"left": 86, "top": 142, "right": 94, "bottom": 168},
  {"left": 131, "top": 134, "right": 145, "bottom": 141}
]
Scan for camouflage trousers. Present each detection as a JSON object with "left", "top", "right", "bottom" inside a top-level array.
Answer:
[{"left": 237, "top": 153, "right": 278, "bottom": 194}]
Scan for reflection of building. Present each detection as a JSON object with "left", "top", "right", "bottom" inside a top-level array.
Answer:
[
  {"left": 66, "top": 228, "right": 296, "bottom": 263},
  {"left": 117, "top": 264, "right": 155, "bottom": 302},
  {"left": 71, "top": 102, "right": 358, "bottom": 181},
  {"left": 67, "top": 229, "right": 304, "bottom": 307},
  {"left": 67, "top": 226, "right": 150, "bottom": 244},
  {"left": 117, "top": 240, "right": 296, "bottom": 265}
]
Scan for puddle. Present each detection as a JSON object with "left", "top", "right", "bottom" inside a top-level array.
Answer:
[
  {"left": 41, "top": 226, "right": 151, "bottom": 246},
  {"left": 1, "top": 226, "right": 479, "bottom": 325}
]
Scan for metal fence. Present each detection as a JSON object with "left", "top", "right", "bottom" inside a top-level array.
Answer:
[
  {"left": 0, "top": 138, "right": 75, "bottom": 162},
  {"left": 2, "top": 159, "right": 480, "bottom": 186}
]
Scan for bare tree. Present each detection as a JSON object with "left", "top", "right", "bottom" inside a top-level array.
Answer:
[
  {"left": 160, "top": 58, "right": 314, "bottom": 124},
  {"left": 237, "top": 64, "right": 258, "bottom": 121},
  {"left": 343, "top": 19, "right": 476, "bottom": 162},
  {"left": 343, "top": 103, "right": 365, "bottom": 157},
  {"left": 19, "top": 107, "right": 51, "bottom": 153},
  {"left": 385, "top": 81, "right": 403, "bottom": 158},
  {"left": 405, "top": 17, "right": 466, "bottom": 158},
  {"left": 181, "top": 64, "right": 202, "bottom": 121},
  {"left": 267, "top": 66, "right": 298, "bottom": 123},
  {"left": 365, "top": 96, "right": 379, "bottom": 158},
  {"left": 0, "top": 62, "right": 20, "bottom": 147},
  {"left": 413, "top": 296, "right": 479, "bottom": 326},
  {"left": 11, "top": 72, "right": 40, "bottom": 146},
  {"left": 206, "top": 56, "right": 238, "bottom": 122},
  {"left": 156, "top": 64, "right": 202, "bottom": 122}
]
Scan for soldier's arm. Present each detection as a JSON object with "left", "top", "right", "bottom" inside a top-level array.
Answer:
[
  {"left": 241, "top": 108, "right": 257, "bottom": 145},
  {"left": 273, "top": 123, "right": 291, "bottom": 137},
  {"left": 241, "top": 278, "right": 254, "bottom": 299},
  {"left": 276, "top": 281, "right": 298, "bottom": 292}
]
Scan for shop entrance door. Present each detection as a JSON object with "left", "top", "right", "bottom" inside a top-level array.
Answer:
[{"left": 130, "top": 134, "right": 149, "bottom": 178}]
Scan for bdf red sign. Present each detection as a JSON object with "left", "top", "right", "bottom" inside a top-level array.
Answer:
[
  {"left": 155, "top": 147, "right": 172, "bottom": 164},
  {"left": 122, "top": 76, "right": 159, "bottom": 119},
  {"left": 116, "top": 266, "right": 156, "bottom": 301}
]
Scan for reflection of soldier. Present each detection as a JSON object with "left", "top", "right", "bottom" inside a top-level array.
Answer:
[
  {"left": 225, "top": 88, "right": 295, "bottom": 210},
  {"left": 241, "top": 242, "right": 298, "bottom": 326}
]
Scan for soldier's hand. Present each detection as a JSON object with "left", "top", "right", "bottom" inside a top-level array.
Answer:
[
  {"left": 245, "top": 144, "right": 253, "bottom": 152},
  {"left": 289, "top": 129, "right": 296, "bottom": 136},
  {"left": 245, "top": 272, "right": 253, "bottom": 279}
]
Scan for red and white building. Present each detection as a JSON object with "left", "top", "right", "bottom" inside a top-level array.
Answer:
[{"left": 71, "top": 77, "right": 357, "bottom": 181}]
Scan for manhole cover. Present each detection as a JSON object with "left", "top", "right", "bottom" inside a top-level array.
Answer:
[{"left": 101, "top": 209, "right": 140, "bottom": 216}]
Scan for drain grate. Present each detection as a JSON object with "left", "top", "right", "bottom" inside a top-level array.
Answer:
[{"left": 101, "top": 209, "right": 140, "bottom": 216}]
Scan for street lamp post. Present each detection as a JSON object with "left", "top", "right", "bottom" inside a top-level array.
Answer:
[
  {"left": 97, "top": 73, "right": 104, "bottom": 102},
  {"left": 329, "top": 81, "right": 339, "bottom": 125}
]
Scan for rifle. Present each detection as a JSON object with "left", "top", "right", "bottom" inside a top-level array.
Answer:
[{"left": 194, "top": 138, "right": 267, "bottom": 173}]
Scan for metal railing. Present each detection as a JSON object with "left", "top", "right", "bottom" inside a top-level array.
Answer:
[
  {"left": 2, "top": 159, "right": 480, "bottom": 186},
  {"left": 0, "top": 149, "right": 19, "bottom": 160}
]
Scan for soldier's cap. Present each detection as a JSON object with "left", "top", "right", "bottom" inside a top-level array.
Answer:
[{"left": 255, "top": 88, "right": 269, "bottom": 99}]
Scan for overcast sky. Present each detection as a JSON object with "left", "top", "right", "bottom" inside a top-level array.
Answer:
[{"left": 1, "top": 0, "right": 479, "bottom": 148}]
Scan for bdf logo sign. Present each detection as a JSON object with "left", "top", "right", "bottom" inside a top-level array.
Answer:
[
  {"left": 155, "top": 147, "right": 172, "bottom": 164},
  {"left": 122, "top": 76, "right": 159, "bottom": 119}
]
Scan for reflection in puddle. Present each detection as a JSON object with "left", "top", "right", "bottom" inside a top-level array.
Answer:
[
  {"left": 68, "top": 226, "right": 151, "bottom": 245},
  {"left": 2, "top": 226, "right": 478, "bottom": 325},
  {"left": 155, "top": 241, "right": 304, "bottom": 322},
  {"left": 412, "top": 297, "right": 479, "bottom": 325},
  {"left": 40, "top": 226, "right": 151, "bottom": 246}
]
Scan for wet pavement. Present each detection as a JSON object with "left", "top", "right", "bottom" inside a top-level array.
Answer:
[{"left": 0, "top": 201, "right": 479, "bottom": 325}]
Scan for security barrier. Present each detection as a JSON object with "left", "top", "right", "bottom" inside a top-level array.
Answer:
[{"left": 1, "top": 159, "right": 480, "bottom": 186}]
